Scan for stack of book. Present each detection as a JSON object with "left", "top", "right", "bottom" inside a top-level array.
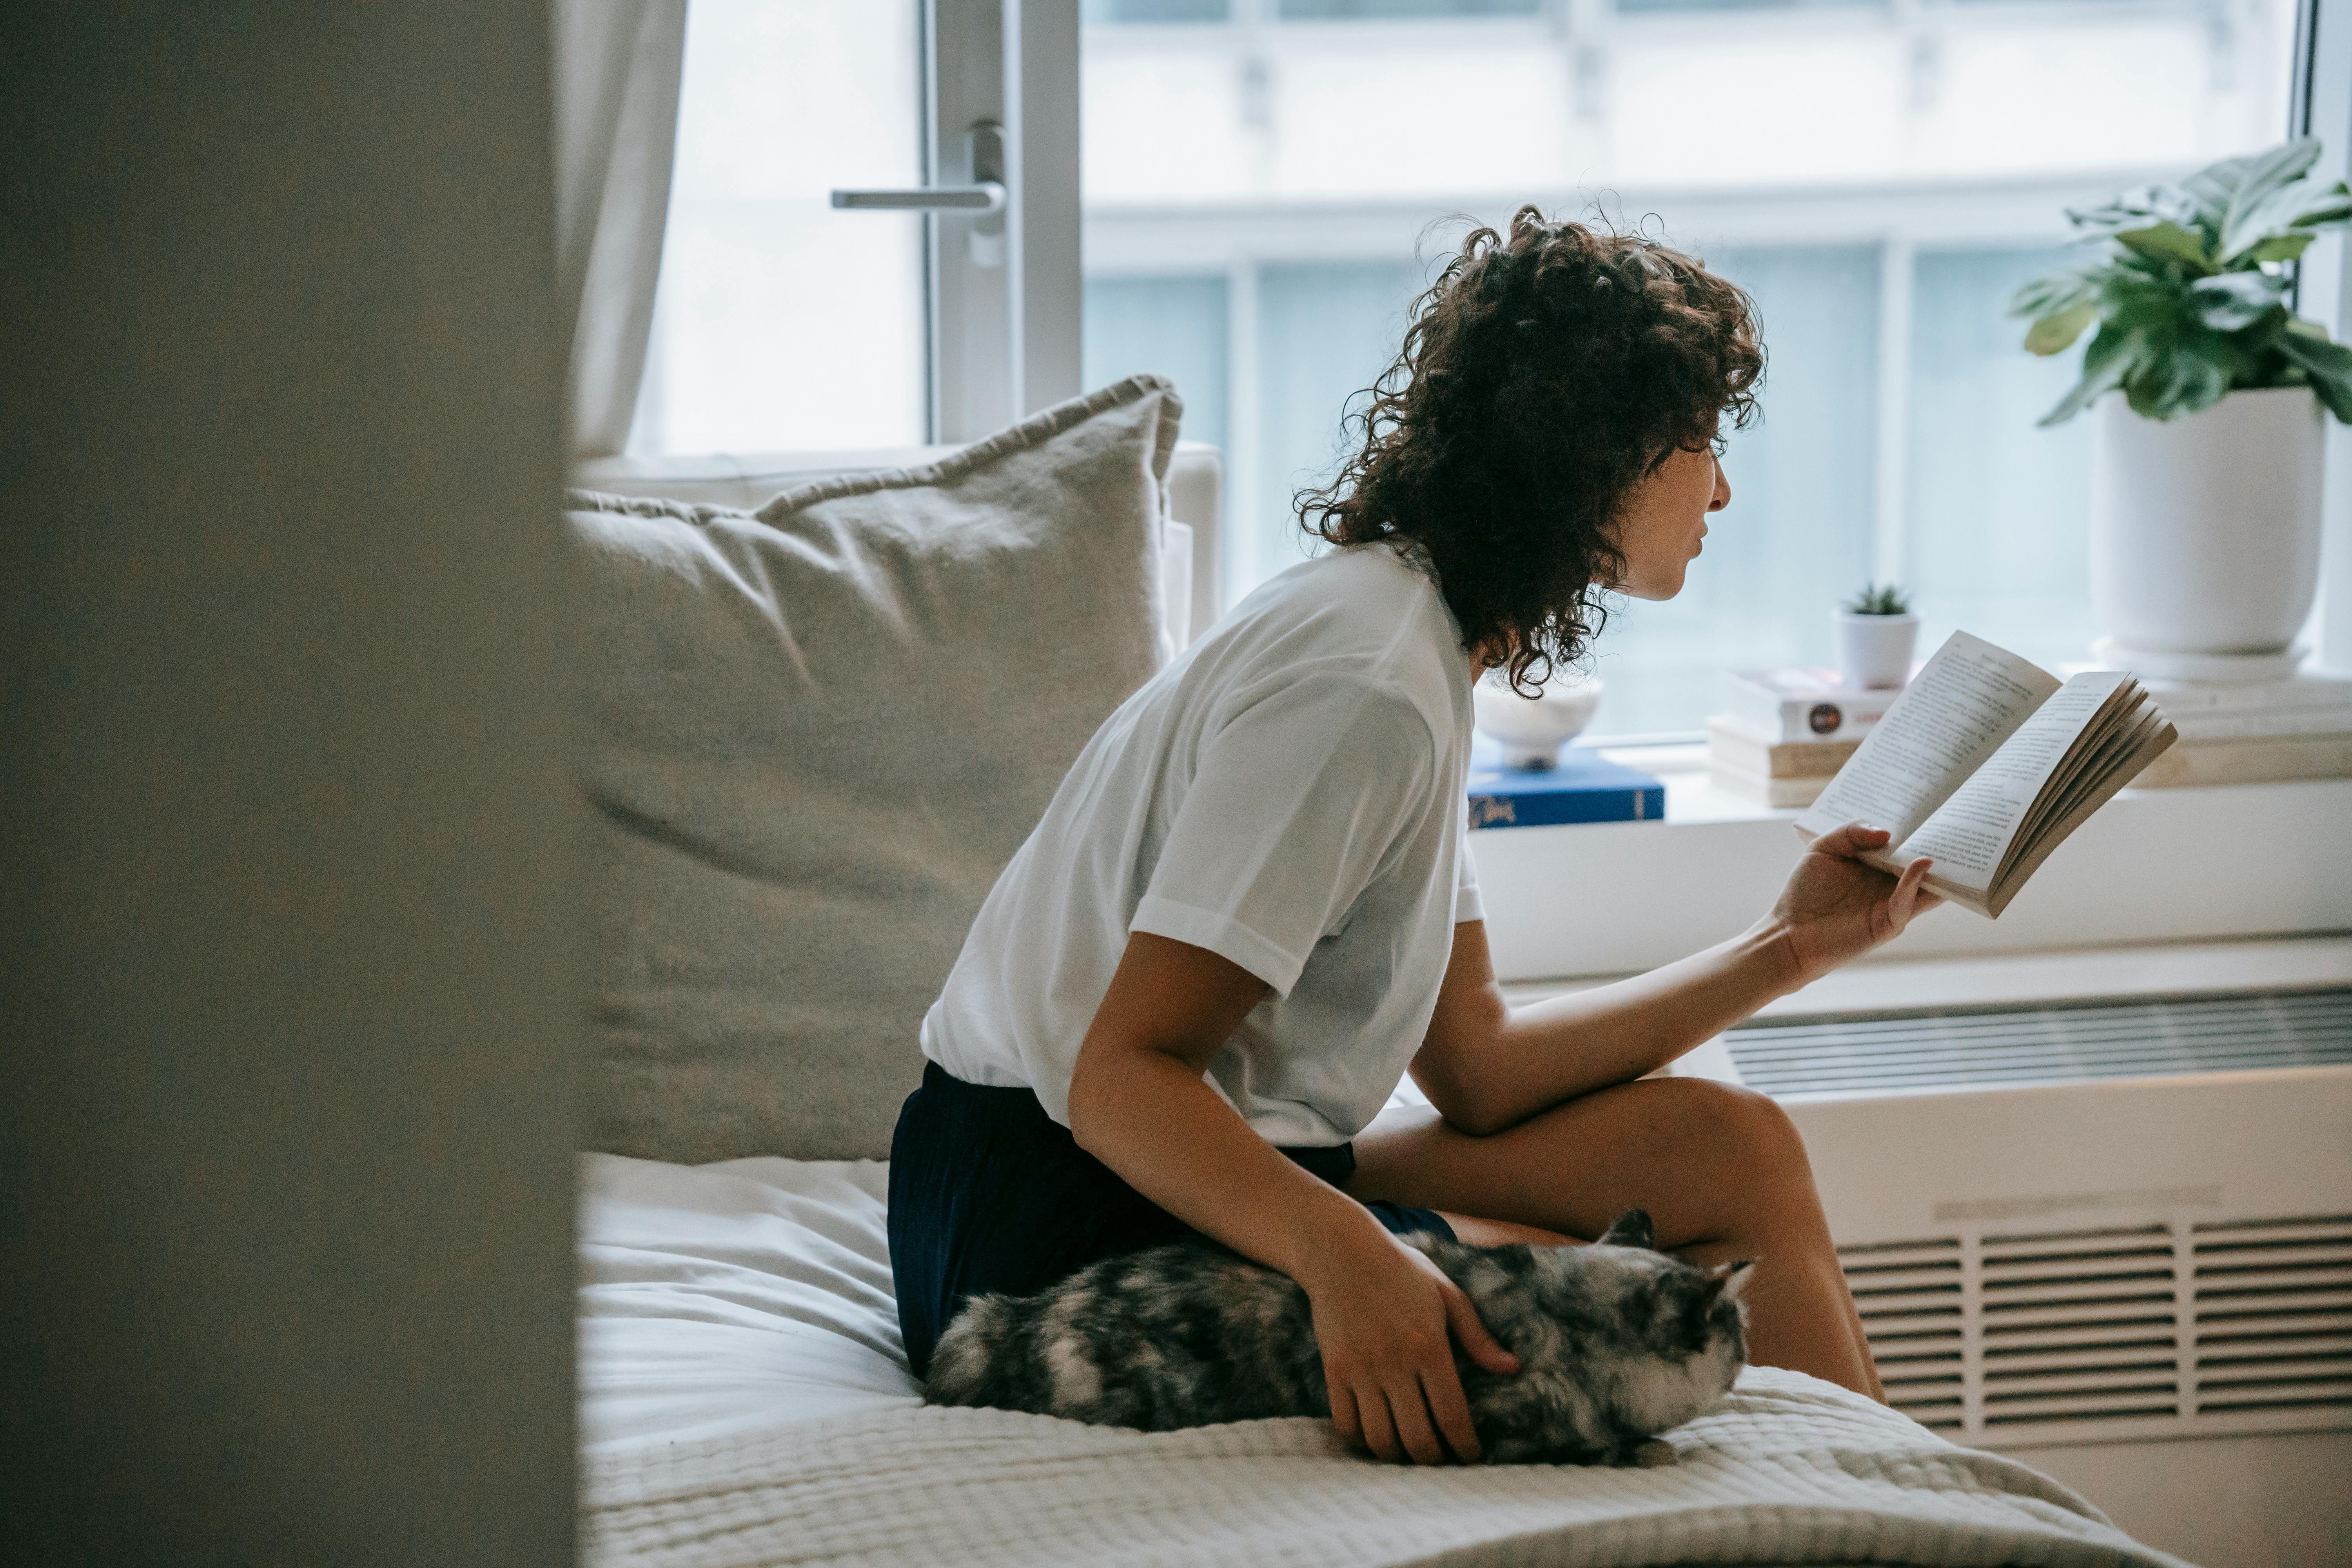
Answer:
[
  {"left": 1706, "top": 668, "right": 1906, "bottom": 808},
  {"left": 2128, "top": 673, "right": 2352, "bottom": 786},
  {"left": 1465, "top": 735, "right": 1666, "bottom": 827}
]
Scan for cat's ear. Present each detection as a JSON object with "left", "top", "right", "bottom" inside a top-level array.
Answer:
[
  {"left": 1597, "top": 1209, "right": 1654, "bottom": 1250},
  {"left": 1707, "top": 1259, "right": 1757, "bottom": 1304}
]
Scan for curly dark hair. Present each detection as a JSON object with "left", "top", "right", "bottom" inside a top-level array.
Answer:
[{"left": 1299, "top": 207, "right": 1764, "bottom": 694}]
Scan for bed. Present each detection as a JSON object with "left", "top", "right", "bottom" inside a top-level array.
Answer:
[
  {"left": 564, "top": 379, "right": 2188, "bottom": 1566},
  {"left": 575, "top": 1152, "right": 2187, "bottom": 1566}
]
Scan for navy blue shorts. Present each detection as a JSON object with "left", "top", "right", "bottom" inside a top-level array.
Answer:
[{"left": 888, "top": 1061, "right": 1455, "bottom": 1378}]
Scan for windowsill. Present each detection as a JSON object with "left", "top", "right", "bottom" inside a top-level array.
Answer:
[
  {"left": 1588, "top": 740, "right": 1803, "bottom": 825},
  {"left": 1466, "top": 744, "right": 2352, "bottom": 984}
]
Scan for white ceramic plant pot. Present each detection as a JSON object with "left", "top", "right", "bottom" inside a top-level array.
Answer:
[
  {"left": 1835, "top": 612, "right": 1919, "bottom": 690},
  {"left": 1472, "top": 671, "right": 1604, "bottom": 769},
  {"left": 2089, "top": 386, "right": 2323, "bottom": 673}
]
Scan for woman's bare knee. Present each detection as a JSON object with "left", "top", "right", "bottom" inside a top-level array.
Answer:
[
  {"left": 1653, "top": 1078, "right": 1810, "bottom": 1182},
  {"left": 1353, "top": 1076, "right": 1832, "bottom": 1256},
  {"left": 1633, "top": 1079, "right": 1834, "bottom": 1255}
]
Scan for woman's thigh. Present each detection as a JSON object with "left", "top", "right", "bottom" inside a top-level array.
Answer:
[{"left": 1350, "top": 1075, "right": 1825, "bottom": 1264}]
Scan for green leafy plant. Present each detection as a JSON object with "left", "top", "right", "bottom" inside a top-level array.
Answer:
[
  {"left": 1842, "top": 582, "right": 1912, "bottom": 616},
  {"left": 2009, "top": 138, "right": 2352, "bottom": 426}
]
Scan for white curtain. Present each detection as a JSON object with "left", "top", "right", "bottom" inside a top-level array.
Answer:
[{"left": 555, "top": 0, "right": 689, "bottom": 459}]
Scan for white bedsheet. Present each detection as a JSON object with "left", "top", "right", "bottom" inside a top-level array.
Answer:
[
  {"left": 578, "top": 1153, "right": 2189, "bottom": 1567},
  {"left": 579, "top": 1154, "right": 919, "bottom": 1448}
]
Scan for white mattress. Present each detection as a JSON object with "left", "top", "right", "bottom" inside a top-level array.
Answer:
[{"left": 577, "top": 1153, "right": 2189, "bottom": 1566}]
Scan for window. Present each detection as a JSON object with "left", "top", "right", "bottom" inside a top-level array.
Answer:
[
  {"left": 635, "top": 1, "right": 929, "bottom": 454},
  {"left": 638, "top": 1, "right": 1081, "bottom": 453},
  {"left": 1080, "top": 0, "right": 2299, "bottom": 736}
]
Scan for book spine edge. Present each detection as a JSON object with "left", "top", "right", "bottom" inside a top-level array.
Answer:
[{"left": 1466, "top": 788, "right": 1658, "bottom": 829}]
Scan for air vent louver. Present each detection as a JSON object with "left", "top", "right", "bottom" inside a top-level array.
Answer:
[
  {"left": 1980, "top": 1227, "right": 2178, "bottom": 1427},
  {"left": 1842, "top": 1238, "right": 1964, "bottom": 1432},
  {"left": 1732, "top": 987, "right": 2352, "bottom": 1099},
  {"left": 1842, "top": 1214, "right": 2352, "bottom": 1447},
  {"left": 2190, "top": 1215, "right": 2352, "bottom": 1417}
]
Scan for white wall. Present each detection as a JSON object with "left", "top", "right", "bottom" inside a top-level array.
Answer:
[{"left": 0, "top": 6, "right": 579, "bottom": 1562}]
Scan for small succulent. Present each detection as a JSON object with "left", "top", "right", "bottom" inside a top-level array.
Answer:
[
  {"left": 1842, "top": 582, "right": 1912, "bottom": 616},
  {"left": 2010, "top": 137, "right": 2352, "bottom": 426}
]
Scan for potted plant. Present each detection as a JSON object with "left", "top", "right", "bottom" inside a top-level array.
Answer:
[
  {"left": 2010, "top": 137, "right": 2352, "bottom": 678},
  {"left": 1835, "top": 583, "right": 1918, "bottom": 690}
]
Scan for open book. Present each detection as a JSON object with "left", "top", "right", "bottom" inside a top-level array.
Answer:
[{"left": 1793, "top": 632, "right": 2177, "bottom": 918}]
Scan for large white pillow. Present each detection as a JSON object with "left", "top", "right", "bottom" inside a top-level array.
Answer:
[{"left": 568, "top": 376, "right": 1180, "bottom": 1161}]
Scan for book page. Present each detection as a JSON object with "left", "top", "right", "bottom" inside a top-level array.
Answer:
[
  {"left": 1795, "top": 632, "right": 2060, "bottom": 844},
  {"left": 1895, "top": 669, "right": 2131, "bottom": 892},
  {"left": 2005, "top": 688, "right": 2147, "bottom": 862},
  {"left": 1983, "top": 706, "right": 2176, "bottom": 917}
]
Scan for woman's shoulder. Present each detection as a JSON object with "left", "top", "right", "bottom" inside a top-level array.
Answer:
[
  {"left": 1302, "top": 538, "right": 1437, "bottom": 594},
  {"left": 1246, "top": 544, "right": 1454, "bottom": 650},
  {"left": 1211, "top": 546, "right": 1467, "bottom": 737}
]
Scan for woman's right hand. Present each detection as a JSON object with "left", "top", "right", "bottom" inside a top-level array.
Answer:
[{"left": 1297, "top": 1224, "right": 1521, "bottom": 1465}]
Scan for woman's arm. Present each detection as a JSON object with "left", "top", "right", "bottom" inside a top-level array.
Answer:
[
  {"left": 1066, "top": 932, "right": 1519, "bottom": 1466},
  {"left": 1411, "top": 824, "right": 1940, "bottom": 1136}
]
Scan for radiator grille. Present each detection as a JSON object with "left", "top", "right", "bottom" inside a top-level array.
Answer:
[
  {"left": 1842, "top": 1214, "right": 2352, "bottom": 1447},
  {"left": 1980, "top": 1226, "right": 2178, "bottom": 1427},
  {"left": 1730, "top": 987, "right": 2352, "bottom": 1099},
  {"left": 1843, "top": 1238, "right": 1964, "bottom": 1432},
  {"left": 2190, "top": 1216, "right": 2352, "bottom": 1417}
]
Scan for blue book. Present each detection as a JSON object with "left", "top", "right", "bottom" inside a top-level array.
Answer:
[{"left": 1466, "top": 735, "right": 1665, "bottom": 829}]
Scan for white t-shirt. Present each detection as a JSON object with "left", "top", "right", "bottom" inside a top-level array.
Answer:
[{"left": 920, "top": 542, "right": 1481, "bottom": 1146}]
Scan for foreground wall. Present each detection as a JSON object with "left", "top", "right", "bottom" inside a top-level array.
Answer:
[{"left": 2, "top": 6, "right": 579, "bottom": 1563}]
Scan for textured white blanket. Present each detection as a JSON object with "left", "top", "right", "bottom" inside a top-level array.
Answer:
[
  {"left": 578, "top": 1154, "right": 2187, "bottom": 1568},
  {"left": 583, "top": 1369, "right": 2186, "bottom": 1568}
]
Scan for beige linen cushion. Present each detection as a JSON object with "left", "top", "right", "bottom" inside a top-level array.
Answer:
[{"left": 568, "top": 376, "right": 1181, "bottom": 1162}]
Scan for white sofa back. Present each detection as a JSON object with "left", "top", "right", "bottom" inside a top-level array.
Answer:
[{"left": 573, "top": 440, "right": 1225, "bottom": 644}]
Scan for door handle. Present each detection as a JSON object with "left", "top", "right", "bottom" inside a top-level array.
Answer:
[
  {"left": 830, "top": 184, "right": 1003, "bottom": 214},
  {"left": 829, "top": 120, "right": 1005, "bottom": 265}
]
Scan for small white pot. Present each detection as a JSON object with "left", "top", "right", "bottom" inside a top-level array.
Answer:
[
  {"left": 1835, "top": 611, "right": 1919, "bottom": 690},
  {"left": 1473, "top": 672, "right": 1604, "bottom": 769},
  {"left": 2090, "top": 385, "right": 2323, "bottom": 664}
]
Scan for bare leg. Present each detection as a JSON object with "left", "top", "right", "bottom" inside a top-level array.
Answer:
[
  {"left": 1438, "top": 1214, "right": 1577, "bottom": 1248},
  {"left": 1354, "top": 1077, "right": 1883, "bottom": 1400}
]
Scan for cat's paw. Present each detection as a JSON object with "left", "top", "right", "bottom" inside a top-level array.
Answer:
[{"left": 1629, "top": 1438, "right": 1678, "bottom": 1468}]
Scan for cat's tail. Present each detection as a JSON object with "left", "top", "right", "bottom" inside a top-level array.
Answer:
[{"left": 923, "top": 1294, "right": 1014, "bottom": 1408}]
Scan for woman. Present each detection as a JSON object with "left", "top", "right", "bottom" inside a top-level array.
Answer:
[{"left": 889, "top": 209, "right": 1939, "bottom": 1467}]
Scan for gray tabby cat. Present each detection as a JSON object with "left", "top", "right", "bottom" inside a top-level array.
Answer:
[{"left": 926, "top": 1209, "right": 1752, "bottom": 1465}]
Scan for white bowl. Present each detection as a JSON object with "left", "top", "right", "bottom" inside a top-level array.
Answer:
[{"left": 1473, "top": 671, "right": 1604, "bottom": 769}]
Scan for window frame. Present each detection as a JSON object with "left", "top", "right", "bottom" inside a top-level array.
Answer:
[
  {"left": 2298, "top": 0, "right": 2352, "bottom": 670},
  {"left": 928, "top": 0, "right": 1085, "bottom": 441}
]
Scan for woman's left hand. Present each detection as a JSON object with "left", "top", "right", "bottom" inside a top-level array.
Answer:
[{"left": 1763, "top": 822, "right": 1942, "bottom": 985}]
